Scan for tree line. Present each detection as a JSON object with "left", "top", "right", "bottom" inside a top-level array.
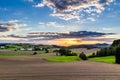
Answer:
[{"left": 88, "top": 39, "right": 120, "bottom": 64}]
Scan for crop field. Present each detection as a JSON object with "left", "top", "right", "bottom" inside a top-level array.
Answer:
[
  {"left": 71, "top": 48, "right": 100, "bottom": 54},
  {"left": 0, "top": 50, "right": 46, "bottom": 54},
  {"left": 0, "top": 53, "right": 119, "bottom": 80}
]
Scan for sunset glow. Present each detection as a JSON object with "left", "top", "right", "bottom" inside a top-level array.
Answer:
[{"left": 52, "top": 38, "right": 105, "bottom": 46}]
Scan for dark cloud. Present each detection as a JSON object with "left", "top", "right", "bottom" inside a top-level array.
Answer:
[
  {"left": 81, "top": 37, "right": 116, "bottom": 42},
  {"left": 49, "top": 0, "right": 88, "bottom": 11},
  {"left": 8, "top": 35, "right": 27, "bottom": 38},
  {"left": 7, "top": 31, "right": 114, "bottom": 40},
  {"left": 28, "top": 31, "right": 115, "bottom": 40},
  {"left": 0, "top": 23, "right": 17, "bottom": 32},
  {"left": 0, "top": 26, "right": 9, "bottom": 32},
  {"left": 67, "top": 31, "right": 114, "bottom": 37},
  {"left": 0, "top": 31, "right": 116, "bottom": 45},
  {"left": 99, "top": 0, "right": 108, "bottom": 4},
  {"left": 36, "top": 0, "right": 114, "bottom": 20}
]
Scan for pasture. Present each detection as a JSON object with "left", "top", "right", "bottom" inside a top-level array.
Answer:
[
  {"left": 45, "top": 56, "right": 80, "bottom": 62},
  {"left": 89, "top": 56, "right": 115, "bottom": 64}
]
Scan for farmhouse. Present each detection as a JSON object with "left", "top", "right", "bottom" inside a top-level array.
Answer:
[
  {"left": 20, "top": 48, "right": 25, "bottom": 51},
  {"left": 0, "top": 46, "right": 5, "bottom": 49},
  {"left": 27, "top": 48, "right": 33, "bottom": 51}
]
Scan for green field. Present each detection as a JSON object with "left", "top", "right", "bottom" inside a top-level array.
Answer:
[
  {"left": 0, "top": 54, "right": 32, "bottom": 56},
  {"left": 89, "top": 56, "right": 115, "bottom": 64},
  {"left": 45, "top": 56, "right": 80, "bottom": 62}
]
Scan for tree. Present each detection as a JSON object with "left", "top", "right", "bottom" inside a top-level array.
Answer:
[
  {"left": 45, "top": 48, "right": 49, "bottom": 53},
  {"left": 59, "top": 48, "right": 71, "bottom": 56},
  {"left": 53, "top": 50, "right": 59, "bottom": 56},
  {"left": 34, "top": 47, "right": 40, "bottom": 51},
  {"left": 79, "top": 52, "right": 87, "bottom": 60},
  {"left": 58, "top": 48, "right": 77, "bottom": 56},
  {"left": 115, "top": 46, "right": 120, "bottom": 64},
  {"left": 33, "top": 52, "right": 37, "bottom": 55}
]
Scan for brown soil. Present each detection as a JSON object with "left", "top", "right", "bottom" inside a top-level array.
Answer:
[{"left": 0, "top": 55, "right": 120, "bottom": 80}]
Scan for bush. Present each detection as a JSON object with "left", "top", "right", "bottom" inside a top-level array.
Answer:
[
  {"left": 34, "top": 47, "right": 40, "bottom": 51},
  {"left": 71, "top": 52, "right": 77, "bottom": 56},
  {"left": 66, "top": 52, "right": 77, "bottom": 56},
  {"left": 33, "top": 52, "right": 37, "bottom": 55},
  {"left": 45, "top": 48, "right": 49, "bottom": 53},
  {"left": 58, "top": 48, "right": 77, "bottom": 56},
  {"left": 59, "top": 48, "right": 71, "bottom": 56},
  {"left": 79, "top": 52, "right": 87, "bottom": 60}
]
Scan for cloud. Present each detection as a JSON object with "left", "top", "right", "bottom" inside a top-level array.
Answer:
[
  {"left": 0, "top": 26, "right": 10, "bottom": 32},
  {"left": 81, "top": 36, "right": 116, "bottom": 43},
  {"left": 0, "top": 23, "right": 18, "bottom": 32},
  {"left": 8, "top": 34, "right": 28, "bottom": 38},
  {"left": 61, "top": 31, "right": 114, "bottom": 38},
  {"left": 25, "top": 0, "right": 34, "bottom": 2},
  {"left": 35, "top": 0, "right": 114, "bottom": 20},
  {"left": 87, "top": 17, "right": 96, "bottom": 21},
  {"left": 24, "top": 31, "right": 115, "bottom": 45},
  {"left": 0, "top": 21, "right": 31, "bottom": 35},
  {"left": 8, "top": 20, "right": 19, "bottom": 23},
  {"left": 0, "top": 34, "right": 28, "bottom": 42},
  {"left": 27, "top": 31, "right": 115, "bottom": 40},
  {"left": 38, "top": 22, "right": 64, "bottom": 28},
  {"left": 0, "top": 30, "right": 116, "bottom": 45},
  {"left": 103, "top": 27, "right": 112, "bottom": 31},
  {"left": 37, "top": 22, "right": 81, "bottom": 32}
]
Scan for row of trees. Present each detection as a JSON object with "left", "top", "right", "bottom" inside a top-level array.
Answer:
[
  {"left": 88, "top": 47, "right": 115, "bottom": 58},
  {"left": 55, "top": 48, "right": 87, "bottom": 60},
  {"left": 88, "top": 46, "right": 120, "bottom": 64},
  {"left": 88, "top": 39, "right": 120, "bottom": 64},
  {"left": 58, "top": 48, "right": 77, "bottom": 56}
]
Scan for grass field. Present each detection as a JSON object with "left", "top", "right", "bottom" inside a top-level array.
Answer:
[
  {"left": 89, "top": 56, "right": 115, "bottom": 64},
  {"left": 45, "top": 56, "right": 80, "bottom": 62},
  {"left": 0, "top": 54, "right": 32, "bottom": 56}
]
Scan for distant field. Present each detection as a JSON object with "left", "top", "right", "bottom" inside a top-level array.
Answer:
[
  {"left": 0, "top": 54, "right": 32, "bottom": 56},
  {"left": 0, "top": 50, "right": 47, "bottom": 54},
  {"left": 71, "top": 48, "right": 100, "bottom": 54},
  {"left": 89, "top": 56, "right": 115, "bottom": 64},
  {"left": 0, "top": 50, "right": 56, "bottom": 57},
  {"left": 0, "top": 48, "right": 100, "bottom": 55},
  {"left": 2, "top": 44, "right": 22, "bottom": 51},
  {"left": 45, "top": 56, "right": 80, "bottom": 62}
]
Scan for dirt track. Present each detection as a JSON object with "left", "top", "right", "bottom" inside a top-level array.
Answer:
[{"left": 0, "top": 55, "right": 120, "bottom": 80}]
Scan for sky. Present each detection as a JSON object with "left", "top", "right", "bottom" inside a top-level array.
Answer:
[{"left": 0, "top": 0, "right": 120, "bottom": 46}]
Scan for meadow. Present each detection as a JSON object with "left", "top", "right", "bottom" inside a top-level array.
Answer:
[
  {"left": 45, "top": 56, "right": 80, "bottom": 62},
  {"left": 88, "top": 56, "right": 115, "bottom": 64}
]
